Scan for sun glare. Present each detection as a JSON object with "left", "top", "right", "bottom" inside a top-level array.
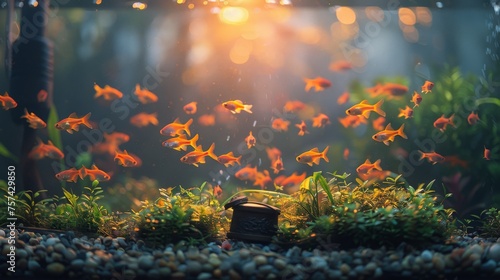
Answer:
[{"left": 219, "top": 7, "right": 249, "bottom": 25}]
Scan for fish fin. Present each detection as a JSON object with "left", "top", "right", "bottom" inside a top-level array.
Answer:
[
  {"left": 304, "top": 79, "right": 313, "bottom": 92},
  {"left": 321, "top": 146, "right": 330, "bottom": 163},
  {"left": 373, "top": 99, "right": 386, "bottom": 117},
  {"left": 93, "top": 84, "right": 102, "bottom": 97},
  {"left": 73, "top": 125, "right": 80, "bottom": 132},
  {"left": 383, "top": 141, "right": 390, "bottom": 146},
  {"left": 373, "top": 159, "right": 382, "bottom": 171},
  {"left": 184, "top": 118, "right": 193, "bottom": 137},
  {"left": 79, "top": 167, "right": 87, "bottom": 179},
  {"left": 449, "top": 114, "right": 456, "bottom": 127},
  {"left": 207, "top": 143, "right": 217, "bottom": 161},
  {"left": 418, "top": 150, "right": 425, "bottom": 160},
  {"left": 385, "top": 123, "right": 393, "bottom": 130},
  {"left": 190, "top": 134, "right": 199, "bottom": 148},
  {"left": 361, "top": 110, "right": 371, "bottom": 119},
  {"left": 134, "top": 84, "right": 141, "bottom": 94},
  {"left": 398, "top": 123, "right": 407, "bottom": 139},
  {"left": 243, "top": 104, "right": 253, "bottom": 114},
  {"left": 360, "top": 100, "right": 368, "bottom": 104},
  {"left": 173, "top": 117, "right": 180, "bottom": 123},
  {"left": 236, "top": 155, "right": 242, "bottom": 166},
  {"left": 66, "top": 129, "right": 74, "bottom": 134}
]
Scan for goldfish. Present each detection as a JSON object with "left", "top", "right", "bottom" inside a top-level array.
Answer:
[
  {"left": 358, "top": 169, "right": 392, "bottom": 181},
  {"left": 114, "top": 150, "right": 138, "bottom": 167},
  {"left": 421, "top": 80, "right": 434, "bottom": 93},
  {"left": 37, "top": 89, "right": 48, "bottom": 102},
  {"left": 197, "top": 114, "right": 215, "bottom": 126},
  {"left": 94, "top": 84, "right": 123, "bottom": 100},
  {"left": 296, "top": 120, "right": 309, "bottom": 136},
  {"left": 345, "top": 99, "right": 386, "bottom": 118},
  {"left": 443, "top": 155, "right": 468, "bottom": 168},
  {"left": 180, "top": 143, "right": 217, "bottom": 167},
  {"left": 217, "top": 151, "right": 242, "bottom": 167},
  {"left": 398, "top": 106, "right": 414, "bottom": 119},
  {"left": 312, "top": 113, "right": 331, "bottom": 128},
  {"left": 337, "top": 92, "right": 350, "bottom": 105},
  {"left": 235, "top": 164, "right": 258, "bottom": 181},
  {"left": 213, "top": 185, "right": 223, "bottom": 198},
  {"left": 343, "top": 148, "right": 350, "bottom": 160},
  {"left": 134, "top": 84, "right": 158, "bottom": 104},
  {"left": 271, "top": 118, "right": 290, "bottom": 131},
  {"left": 222, "top": 100, "right": 253, "bottom": 114},
  {"left": 372, "top": 123, "right": 407, "bottom": 146},
  {"left": 55, "top": 167, "right": 81, "bottom": 182},
  {"left": 80, "top": 164, "right": 111, "bottom": 181},
  {"left": 484, "top": 146, "right": 491, "bottom": 160},
  {"left": 467, "top": 112, "right": 480, "bottom": 125},
  {"left": 271, "top": 157, "right": 284, "bottom": 174},
  {"left": 0, "top": 92, "right": 17, "bottom": 110},
  {"left": 296, "top": 146, "right": 329, "bottom": 166},
  {"left": 55, "top": 112, "right": 92, "bottom": 134},
  {"left": 91, "top": 142, "right": 117, "bottom": 156},
  {"left": 433, "top": 114, "right": 455, "bottom": 132},
  {"left": 21, "top": 109, "right": 47, "bottom": 129},
  {"left": 160, "top": 118, "right": 193, "bottom": 137},
  {"left": 329, "top": 60, "right": 353, "bottom": 72},
  {"left": 130, "top": 112, "right": 159, "bottom": 127},
  {"left": 368, "top": 83, "right": 408, "bottom": 98},
  {"left": 304, "top": 77, "right": 332, "bottom": 92},
  {"left": 266, "top": 147, "right": 282, "bottom": 162},
  {"left": 162, "top": 134, "right": 199, "bottom": 151},
  {"left": 254, "top": 170, "right": 273, "bottom": 190},
  {"left": 104, "top": 132, "right": 130, "bottom": 146},
  {"left": 372, "top": 116, "right": 386, "bottom": 131},
  {"left": 28, "top": 138, "right": 64, "bottom": 160},
  {"left": 418, "top": 151, "right": 445, "bottom": 164},
  {"left": 274, "top": 172, "right": 306, "bottom": 188},
  {"left": 356, "top": 159, "right": 382, "bottom": 175},
  {"left": 283, "top": 100, "right": 305, "bottom": 112},
  {"left": 245, "top": 131, "right": 256, "bottom": 149},
  {"left": 411, "top": 91, "right": 422, "bottom": 108},
  {"left": 183, "top": 102, "right": 197, "bottom": 115},
  {"left": 338, "top": 115, "right": 367, "bottom": 128}
]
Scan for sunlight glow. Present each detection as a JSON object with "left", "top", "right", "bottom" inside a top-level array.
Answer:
[
  {"left": 399, "top": 8, "right": 416, "bottom": 26},
  {"left": 132, "top": 2, "right": 147, "bottom": 10},
  {"left": 219, "top": 7, "right": 249, "bottom": 25},
  {"left": 336, "top": 7, "right": 356, "bottom": 25}
]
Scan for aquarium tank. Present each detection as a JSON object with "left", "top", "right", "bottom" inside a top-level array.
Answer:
[{"left": 1, "top": 0, "right": 500, "bottom": 279}]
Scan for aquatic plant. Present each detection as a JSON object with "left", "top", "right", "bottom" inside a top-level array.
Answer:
[{"left": 475, "top": 207, "right": 500, "bottom": 237}]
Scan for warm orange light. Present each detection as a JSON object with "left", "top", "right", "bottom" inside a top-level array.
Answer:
[
  {"left": 188, "top": 3, "right": 195, "bottom": 9},
  {"left": 177, "top": 0, "right": 185, "bottom": 4},
  {"left": 219, "top": 7, "right": 249, "bottom": 25},
  {"left": 365, "top": 6, "right": 384, "bottom": 22},
  {"left": 132, "top": 2, "right": 147, "bottom": 10},
  {"left": 416, "top": 7, "right": 432, "bottom": 26},
  {"left": 336, "top": 7, "right": 356, "bottom": 25},
  {"left": 401, "top": 25, "right": 419, "bottom": 43},
  {"left": 229, "top": 39, "right": 252, "bottom": 64},
  {"left": 399, "top": 8, "right": 416, "bottom": 26},
  {"left": 94, "top": 0, "right": 102, "bottom": 4}
]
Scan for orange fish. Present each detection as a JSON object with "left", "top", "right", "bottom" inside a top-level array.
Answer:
[
  {"left": 372, "top": 116, "right": 386, "bottom": 131},
  {"left": 130, "top": 112, "right": 159, "bottom": 127},
  {"left": 356, "top": 159, "right": 382, "bottom": 175},
  {"left": 358, "top": 169, "right": 392, "bottom": 181},
  {"left": 80, "top": 164, "right": 111, "bottom": 181},
  {"left": 160, "top": 118, "right": 193, "bottom": 137},
  {"left": 266, "top": 147, "right": 282, "bottom": 162},
  {"left": 21, "top": 109, "right": 47, "bottom": 129},
  {"left": 271, "top": 157, "right": 284, "bottom": 174},
  {"left": 368, "top": 83, "right": 408, "bottom": 98},
  {"left": 28, "top": 138, "right": 64, "bottom": 160},
  {"left": 433, "top": 114, "right": 455, "bottom": 132},
  {"left": 467, "top": 112, "right": 480, "bottom": 125},
  {"left": 421, "top": 80, "right": 434, "bottom": 93},
  {"left": 114, "top": 150, "right": 138, "bottom": 167},
  {"left": 337, "top": 92, "right": 350, "bottom": 105},
  {"left": 343, "top": 147, "right": 350, "bottom": 160},
  {"left": 296, "top": 146, "right": 329, "bottom": 166},
  {"left": 411, "top": 91, "right": 422, "bottom": 108},
  {"left": 197, "top": 114, "right": 215, "bottom": 126},
  {"left": 443, "top": 155, "right": 468, "bottom": 168},
  {"left": 346, "top": 99, "right": 386, "bottom": 118},
  {"left": 398, "top": 106, "right": 414, "bottom": 119},
  {"left": 245, "top": 131, "right": 256, "bottom": 149},
  {"left": 94, "top": 84, "right": 123, "bottom": 100},
  {"left": 283, "top": 100, "right": 305, "bottom": 112},
  {"left": 0, "top": 92, "right": 17, "bottom": 110},
  {"left": 163, "top": 134, "right": 199, "bottom": 151},
  {"left": 91, "top": 142, "right": 117, "bottom": 156},
  {"left": 104, "top": 132, "right": 130, "bottom": 145},
  {"left": 312, "top": 113, "right": 331, "bottom": 128},
  {"left": 339, "top": 115, "right": 367, "bottom": 128},
  {"left": 235, "top": 164, "right": 258, "bottom": 181},
  {"left": 274, "top": 172, "right": 306, "bottom": 188},
  {"left": 418, "top": 151, "right": 445, "bottom": 164},
  {"left": 304, "top": 77, "right": 332, "bottom": 92},
  {"left": 217, "top": 151, "right": 242, "bottom": 167},
  {"left": 254, "top": 170, "right": 273, "bottom": 190},
  {"left": 372, "top": 123, "right": 407, "bottom": 146},
  {"left": 134, "top": 84, "right": 158, "bottom": 104},
  {"left": 37, "top": 89, "right": 48, "bottom": 102},
  {"left": 222, "top": 100, "right": 253, "bottom": 114},
  {"left": 271, "top": 118, "right": 290, "bottom": 132},
  {"left": 55, "top": 167, "right": 81, "bottom": 182},
  {"left": 329, "top": 60, "right": 353, "bottom": 72},
  {"left": 183, "top": 102, "right": 197, "bottom": 115},
  {"left": 180, "top": 143, "right": 217, "bottom": 167},
  {"left": 296, "top": 120, "right": 309, "bottom": 136},
  {"left": 55, "top": 112, "right": 92, "bottom": 134},
  {"left": 213, "top": 185, "right": 223, "bottom": 198},
  {"left": 484, "top": 146, "right": 491, "bottom": 160}
]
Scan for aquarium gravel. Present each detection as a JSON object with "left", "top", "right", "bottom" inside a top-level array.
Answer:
[{"left": 2, "top": 229, "right": 500, "bottom": 279}]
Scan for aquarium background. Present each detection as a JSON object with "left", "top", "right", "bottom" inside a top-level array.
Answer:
[{"left": 0, "top": 0, "right": 499, "bottom": 216}]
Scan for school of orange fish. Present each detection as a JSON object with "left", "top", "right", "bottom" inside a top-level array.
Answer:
[{"left": 0, "top": 70, "right": 493, "bottom": 192}]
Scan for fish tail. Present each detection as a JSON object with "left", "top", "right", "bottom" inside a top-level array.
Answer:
[
  {"left": 184, "top": 118, "right": 193, "bottom": 136},
  {"left": 236, "top": 155, "right": 242, "bottom": 166},
  {"left": 243, "top": 104, "right": 253, "bottom": 114},
  {"left": 418, "top": 150, "right": 425, "bottom": 161},
  {"left": 190, "top": 134, "right": 199, "bottom": 149},
  {"left": 81, "top": 112, "right": 93, "bottom": 129},
  {"left": 322, "top": 146, "right": 330, "bottom": 163},
  {"left": 398, "top": 108, "right": 405, "bottom": 118},
  {"left": 304, "top": 79, "right": 313, "bottom": 92},
  {"left": 373, "top": 159, "right": 382, "bottom": 171},
  {"left": 79, "top": 167, "right": 87, "bottom": 180},
  {"left": 398, "top": 123, "right": 407, "bottom": 139},
  {"left": 135, "top": 84, "right": 141, "bottom": 94},
  {"left": 93, "top": 84, "right": 102, "bottom": 97},
  {"left": 373, "top": 99, "right": 386, "bottom": 117},
  {"left": 449, "top": 114, "right": 456, "bottom": 127},
  {"left": 207, "top": 143, "right": 217, "bottom": 161}
]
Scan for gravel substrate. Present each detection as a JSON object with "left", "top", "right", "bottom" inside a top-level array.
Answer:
[{"left": 2, "top": 228, "right": 500, "bottom": 279}]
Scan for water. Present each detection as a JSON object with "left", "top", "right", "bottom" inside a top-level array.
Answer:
[{"left": 0, "top": 1, "right": 499, "bottom": 215}]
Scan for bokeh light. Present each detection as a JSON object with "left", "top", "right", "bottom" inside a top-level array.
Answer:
[
  {"left": 219, "top": 7, "right": 249, "bottom": 25},
  {"left": 416, "top": 7, "right": 433, "bottom": 26},
  {"left": 365, "top": 6, "right": 384, "bottom": 23},
  {"left": 399, "top": 8, "right": 416, "bottom": 26},
  {"left": 229, "top": 38, "right": 252, "bottom": 64},
  {"left": 336, "top": 7, "right": 356, "bottom": 25}
]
